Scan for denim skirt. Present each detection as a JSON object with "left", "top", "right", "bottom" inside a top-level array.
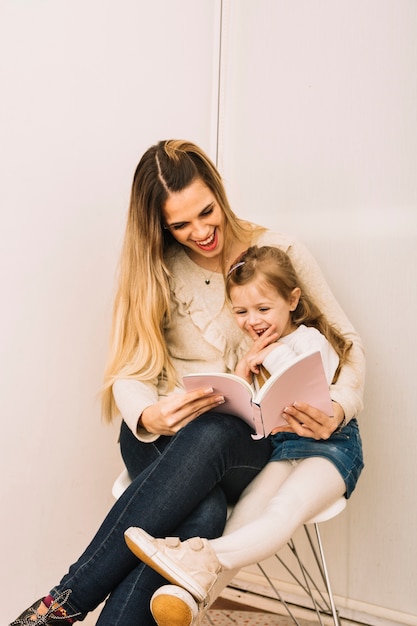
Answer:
[{"left": 269, "top": 418, "right": 364, "bottom": 498}]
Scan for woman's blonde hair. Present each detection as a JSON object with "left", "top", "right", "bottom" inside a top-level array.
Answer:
[
  {"left": 102, "top": 140, "right": 264, "bottom": 421},
  {"left": 226, "top": 246, "right": 352, "bottom": 382}
]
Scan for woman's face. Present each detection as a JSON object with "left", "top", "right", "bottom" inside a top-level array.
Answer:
[{"left": 162, "top": 178, "right": 225, "bottom": 266}]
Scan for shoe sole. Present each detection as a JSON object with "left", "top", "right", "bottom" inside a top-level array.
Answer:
[
  {"left": 125, "top": 528, "right": 207, "bottom": 602},
  {"left": 151, "top": 587, "right": 197, "bottom": 626}
]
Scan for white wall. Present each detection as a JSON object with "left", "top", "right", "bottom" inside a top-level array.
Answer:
[
  {"left": 218, "top": 1, "right": 417, "bottom": 623},
  {"left": 0, "top": 0, "right": 220, "bottom": 619},
  {"left": 1, "top": 1, "right": 416, "bottom": 624}
]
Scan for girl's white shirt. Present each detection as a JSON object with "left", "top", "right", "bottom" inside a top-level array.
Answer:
[{"left": 255, "top": 324, "right": 339, "bottom": 393}]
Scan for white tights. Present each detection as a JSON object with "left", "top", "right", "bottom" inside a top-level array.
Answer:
[{"left": 210, "top": 456, "right": 345, "bottom": 571}]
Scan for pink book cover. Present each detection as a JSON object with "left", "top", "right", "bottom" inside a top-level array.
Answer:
[{"left": 183, "top": 351, "right": 333, "bottom": 439}]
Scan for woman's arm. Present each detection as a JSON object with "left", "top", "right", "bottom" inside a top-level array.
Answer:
[
  {"left": 288, "top": 239, "right": 365, "bottom": 421},
  {"left": 112, "top": 378, "right": 225, "bottom": 441},
  {"left": 112, "top": 379, "right": 160, "bottom": 442}
]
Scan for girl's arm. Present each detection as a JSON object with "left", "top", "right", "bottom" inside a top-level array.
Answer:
[
  {"left": 234, "top": 326, "right": 279, "bottom": 382},
  {"left": 265, "top": 326, "right": 339, "bottom": 386}
]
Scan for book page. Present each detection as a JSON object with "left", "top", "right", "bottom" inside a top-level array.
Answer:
[{"left": 257, "top": 351, "right": 333, "bottom": 437}]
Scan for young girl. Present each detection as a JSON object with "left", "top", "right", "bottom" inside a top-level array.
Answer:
[{"left": 124, "top": 245, "right": 364, "bottom": 607}]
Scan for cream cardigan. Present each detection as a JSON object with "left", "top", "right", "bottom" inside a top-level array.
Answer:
[{"left": 113, "top": 230, "right": 365, "bottom": 440}]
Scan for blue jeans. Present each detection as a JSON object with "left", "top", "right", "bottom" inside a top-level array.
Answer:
[
  {"left": 51, "top": 413, "right": 271, "bottom": 625},
  {"left": 270, "top": 418, "right": 364, "bottom": 498}
]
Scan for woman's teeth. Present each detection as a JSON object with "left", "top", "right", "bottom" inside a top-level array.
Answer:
[{"left": 196, "top": 233, "right": 214, "bottom": 246}]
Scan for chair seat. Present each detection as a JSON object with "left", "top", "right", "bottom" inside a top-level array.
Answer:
[{"left": 306, "top": 496, "right": 346, "bottom": 524}]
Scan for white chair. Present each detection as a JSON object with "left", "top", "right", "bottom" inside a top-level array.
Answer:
[
  {"left": 112, "top": 467, "right": 132, "bottom": 499},
  {"left": 113, "top": 468, "right": 345, "bottom": 626}
]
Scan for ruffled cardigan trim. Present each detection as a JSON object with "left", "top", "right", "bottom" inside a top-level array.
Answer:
[{"left": 165, "top": 245, "right": 247, "bottom": 375}]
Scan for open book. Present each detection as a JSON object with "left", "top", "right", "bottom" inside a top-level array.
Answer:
[{"left": 183, "top": 351, "right": 333, "bottom": 440}]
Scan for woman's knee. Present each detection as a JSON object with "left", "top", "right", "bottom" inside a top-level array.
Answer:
[
  {"left": 188, "top": 413, "right": 270, "bottom": 455},
  {"left": 188, "top": 412, "right": 245, "bottom": 441}
]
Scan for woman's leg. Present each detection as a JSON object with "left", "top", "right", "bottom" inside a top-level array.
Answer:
[
  {"left": 41, "top": 413, "right": 270, "bottom": 620},
  {"left": 96, "top": 486, "right": 227, "bottom": 626},
  {"left": 211, "top": 457, "right": 345, "bottom": 570}
]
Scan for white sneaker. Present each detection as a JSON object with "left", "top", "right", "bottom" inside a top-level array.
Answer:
[
  {"left": 151, "top": 585, "right": 200, "bottom": 626},
  {"left": 124, "top": 527, "right": 222, "bottom": 602}
]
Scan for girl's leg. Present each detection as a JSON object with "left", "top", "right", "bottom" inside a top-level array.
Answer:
[
  {"left": 223, "top": 459, "right": 294, "bottom": 534},
  {"left": 134, "top": 458, "right": 343, "bottom": 625},
  {"left": 39, "top": 413, "right": 270, "bottom": 619},
  {"left": 211, "top": 457, "right": 345, "bottom": 570},
  {"left": 176, "top": 460, "right": 296, "bottom": 615}
]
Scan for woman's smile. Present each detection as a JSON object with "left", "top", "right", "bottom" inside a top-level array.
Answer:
[{"left": 192, "top": 229, "right": 218, "bottom": 251}]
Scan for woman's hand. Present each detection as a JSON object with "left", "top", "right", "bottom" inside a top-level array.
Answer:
[
  {"left": 235, "top": 325, "right": 279, "bottom": 382},
  {"left": 271, "top": 401, "right": 345, "bottom": 440},
  {"left": 140, "top": 388, "right": 225, "bottom": 436}
]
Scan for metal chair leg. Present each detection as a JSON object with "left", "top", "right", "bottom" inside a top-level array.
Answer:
[
  {"left": 313, "top": 523, "right": 342, "bottom": 626},
  {"left": 252, "top": 521, "right": 342, "bottom": 626}
]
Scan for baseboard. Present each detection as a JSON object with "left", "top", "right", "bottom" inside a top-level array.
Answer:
[{"left": 223, "top": 571, "right": 416, "bottom": 626}]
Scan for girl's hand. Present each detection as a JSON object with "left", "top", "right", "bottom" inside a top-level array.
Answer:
[
  {"left": 271, "top": 401, "right": 345, "bottom": 440},
  {"left": 235, "top": 325, "right": 279, "bottom": 382},
  {"left": 140, "top": 388, "right": 225, "bottom": 436}
]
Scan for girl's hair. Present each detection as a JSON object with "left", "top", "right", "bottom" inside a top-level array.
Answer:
[
  {"left": 226, "top": 246, "right": 352, "bottom": 382},
  {"left": 102, "top": 140, "right": 264, "bottom": 421}
]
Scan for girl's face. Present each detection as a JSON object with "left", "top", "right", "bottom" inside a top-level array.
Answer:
[
  {"left": 230, "top": 280, "right": 301, "bottom": 340},
  {"left": 162, "top": 178, "right": 225, "bottom": 266}
]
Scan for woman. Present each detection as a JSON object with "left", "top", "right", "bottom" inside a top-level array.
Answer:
[{"left": 10, "top": 140, "right": 364, "bottom": 626}]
